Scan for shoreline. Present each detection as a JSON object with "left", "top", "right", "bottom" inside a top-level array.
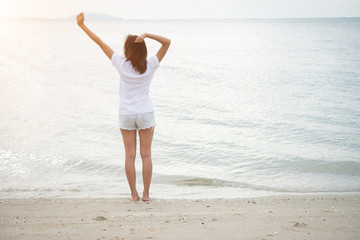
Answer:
[{"left": 1, "top": 193, "right": 359, "bottom": 239}]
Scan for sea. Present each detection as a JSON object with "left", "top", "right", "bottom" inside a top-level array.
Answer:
[{"left": 1, "top": 18, "right": 360, "bottom": 199}]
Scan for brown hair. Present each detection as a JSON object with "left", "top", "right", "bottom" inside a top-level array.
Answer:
[{"left": 124, "top": 34, "right": 147, "bottom": 74}]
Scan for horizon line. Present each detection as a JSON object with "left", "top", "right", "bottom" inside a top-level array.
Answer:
[{"left": 1, "top": 16, "right": 360, "bottom": 21}]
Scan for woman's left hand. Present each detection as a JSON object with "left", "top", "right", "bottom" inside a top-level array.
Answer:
[{"left": 76, "top": 12, "right": 85, "bottom": 26}]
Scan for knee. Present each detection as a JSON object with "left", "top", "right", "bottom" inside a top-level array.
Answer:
[
  {"left": 125, "top": 153, "right": 136, "bottom": 163},
  {"left": 140, "top": 152, "right": 152, "bottom": 162}
]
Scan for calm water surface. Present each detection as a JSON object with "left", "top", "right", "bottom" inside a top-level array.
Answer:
[{"left": 1, "top": 18, "right": 360, "bottom": 199}]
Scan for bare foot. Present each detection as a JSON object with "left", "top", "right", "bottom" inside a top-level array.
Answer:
[
  {"left": 131, "top": 192, "right": 139, "bottom": 201},
  {"left": 142, "top": 191, "right": 150, "bottom": 201}
]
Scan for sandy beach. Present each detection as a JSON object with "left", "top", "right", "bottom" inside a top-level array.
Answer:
[{"left": 1, "top": 193, "right": 359, "bottom": 240}]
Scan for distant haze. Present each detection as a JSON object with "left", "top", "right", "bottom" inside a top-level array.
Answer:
[
  {"left": 67, "top": 13, "right": 122, "bottom": 21},
  {"left": 1, "top": 0, "right": 360, "bottom": 19}
]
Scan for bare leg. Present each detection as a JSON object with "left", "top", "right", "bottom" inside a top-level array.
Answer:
[
  {"left": 120, "top": 129, "right": 139, "bottom": 201},
  {"left": 139, "top": 127, "right": 154, "bottom": 201}
]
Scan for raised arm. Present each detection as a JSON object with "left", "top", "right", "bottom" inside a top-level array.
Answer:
[
  {"left": 135, "top": 33, "right": 171, "bottom": 63},
  {"left": 76, "top": 12, "right": 114, "bottom": 60}
]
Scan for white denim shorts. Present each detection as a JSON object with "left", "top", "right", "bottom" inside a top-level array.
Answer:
[{"left": 119, "top": 112, "right": 156, "bottom": 130}]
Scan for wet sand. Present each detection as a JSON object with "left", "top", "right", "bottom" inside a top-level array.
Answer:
[{"left": 1, "top": 193, "right": 359, "bottom": 240}]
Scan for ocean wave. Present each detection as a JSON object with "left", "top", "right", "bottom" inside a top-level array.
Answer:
[{"left": 154, "top": 174, "right": 360, "bottom": 193}]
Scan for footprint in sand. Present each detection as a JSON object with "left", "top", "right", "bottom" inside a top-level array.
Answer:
[
  {"left": 93, "top": 216, "right": 107, "bottom": 221},
  {"left": 292, "top": 222, "right": 307, "bottom": 227}
]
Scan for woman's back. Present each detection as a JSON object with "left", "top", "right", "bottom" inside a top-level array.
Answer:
[{"left": 112, "top": 53, "right": 160, "bottom": 115}]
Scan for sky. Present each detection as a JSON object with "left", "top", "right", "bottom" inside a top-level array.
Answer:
[{"left": 1, "top": 0, "right": 360, "bottom": 19}]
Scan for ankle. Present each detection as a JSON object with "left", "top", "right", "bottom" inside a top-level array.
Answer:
[{"left": 131, "top": 190, "right": 138, "bottom": 196}]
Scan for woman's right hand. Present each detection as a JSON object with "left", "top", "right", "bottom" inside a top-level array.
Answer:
[
  {"left": 135, "top": 33, "right": 147, "bottom": 43},
  {"left": 142, "top": 33, "right": 171, "bottom": 63}
]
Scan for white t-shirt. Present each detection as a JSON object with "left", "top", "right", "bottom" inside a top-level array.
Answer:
[{"left": 111, "top": 53, "right": 159, "bottom": 115}]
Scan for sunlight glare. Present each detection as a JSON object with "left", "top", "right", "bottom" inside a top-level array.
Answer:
[{"left": 0, "top": 0, "right": 13, "bottom": 18}]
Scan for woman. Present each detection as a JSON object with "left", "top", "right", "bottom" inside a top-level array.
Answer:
[{"left": 76, "top": 12, "right": 171, "bottom": 201}]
